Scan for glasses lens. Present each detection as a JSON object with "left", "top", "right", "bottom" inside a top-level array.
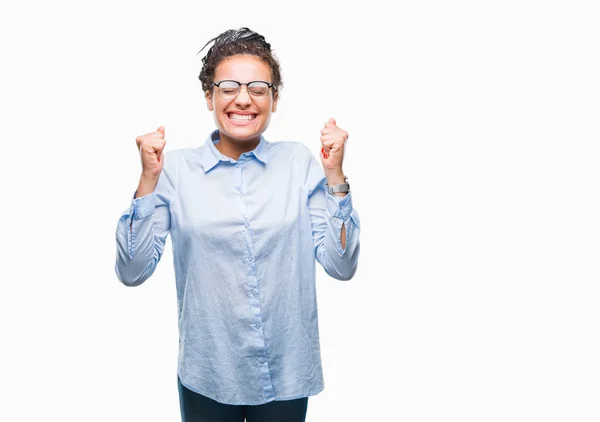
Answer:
[
  {"left": 218, "top": 81, "right": 240, "bottom": 99},
  {"left": 247, "top": 82, "right": 270, "bottom": 99}
]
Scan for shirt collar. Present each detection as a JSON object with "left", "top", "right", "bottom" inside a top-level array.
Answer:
[{"left": 201, "top": 130, "right": 269, "bottom": 173}]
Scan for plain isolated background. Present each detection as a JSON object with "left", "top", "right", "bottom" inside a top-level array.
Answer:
[{"left": 1, "top": 0, "right": 599, "bottom": 421}]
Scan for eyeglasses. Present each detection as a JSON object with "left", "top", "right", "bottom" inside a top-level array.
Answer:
[{"left": 212, "top": 80, "right": 276, "bottom": 100}]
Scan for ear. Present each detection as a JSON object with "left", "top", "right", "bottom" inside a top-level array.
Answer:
[
  {"left": 271, "top": 91, "right": 279, "bottom": 113},
  {"left": 205, "top": 90, "right": 214, "bottom": 111}
]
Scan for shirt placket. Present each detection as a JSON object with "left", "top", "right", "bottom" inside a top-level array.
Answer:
[{"left": 234, "top": 157, "right": 275, "bottom": 402}]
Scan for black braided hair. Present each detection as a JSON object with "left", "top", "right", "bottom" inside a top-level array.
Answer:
[{"left": 198, "top": 27, "right": 283, "bottom": 95}]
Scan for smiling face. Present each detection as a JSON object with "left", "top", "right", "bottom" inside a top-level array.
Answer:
[{"left": 206, "top": 54, "right": 278, "bottom": 146}]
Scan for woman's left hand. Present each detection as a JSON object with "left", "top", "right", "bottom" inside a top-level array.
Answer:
[{"left": 320, "top": 118, "right": 348, "bottom": 173}]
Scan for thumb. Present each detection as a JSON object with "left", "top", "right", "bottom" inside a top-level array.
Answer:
[
  {"left": 328, "top": 117, "right": 336, "bottom": 126},
  {"left": 157, "top": 126, "right": 165, "bottom": 137}
]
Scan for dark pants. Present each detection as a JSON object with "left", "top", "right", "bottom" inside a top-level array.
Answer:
[{"left": 177, "top": 376, "right": 308, "bottom": 422}]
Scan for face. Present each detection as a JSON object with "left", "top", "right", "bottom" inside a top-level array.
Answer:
[{"left": 206, "top": 54, "right": 278, "bottom": 145}]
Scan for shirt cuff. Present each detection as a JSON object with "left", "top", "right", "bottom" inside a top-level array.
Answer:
[
  {"left": 326, "top": 190, "right": 353, "bottom": 220},
  {"left": 129, "top": 191, "right": 157, "bottom": 221}
]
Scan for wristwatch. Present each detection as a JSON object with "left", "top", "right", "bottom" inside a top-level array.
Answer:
[{"left": 325, "top": 176, "right": 350, "bottom": 195}]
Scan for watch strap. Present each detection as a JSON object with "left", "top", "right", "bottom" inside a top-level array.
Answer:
[{"left": 325, "top": 176, "right": 350, "bottom": 194}]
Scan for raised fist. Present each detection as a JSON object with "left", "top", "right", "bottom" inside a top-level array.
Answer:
[{"left": 136, "top": 126, "right": 166, "bottom": 178}]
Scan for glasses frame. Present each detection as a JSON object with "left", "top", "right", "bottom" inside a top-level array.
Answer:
[{"left": 211, "top": 80, "right": 277, "bottom": 101}]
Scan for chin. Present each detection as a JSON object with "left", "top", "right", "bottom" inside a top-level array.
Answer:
[
  {"left": 226, "top": 127, "right": 261, "bottom": 140},
  {"left": 223, "top": 124, "right": 269, "bottom": 142}
]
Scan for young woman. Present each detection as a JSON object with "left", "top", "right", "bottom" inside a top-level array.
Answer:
[{"left": 115, "top": 27, "right": 360, "bottom": 422}]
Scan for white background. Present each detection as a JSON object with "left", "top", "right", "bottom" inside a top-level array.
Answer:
[{"left": 1, "top": 0, "right": 599, "bottom": 421}]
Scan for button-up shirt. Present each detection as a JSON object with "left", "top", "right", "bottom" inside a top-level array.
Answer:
[{"left": 115, "top": 130, "right": 360, "bottom": 405}]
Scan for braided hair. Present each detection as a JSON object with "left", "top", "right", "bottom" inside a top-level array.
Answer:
[{"left": 198, "top": 27, "right": 283, "bottom": 96}]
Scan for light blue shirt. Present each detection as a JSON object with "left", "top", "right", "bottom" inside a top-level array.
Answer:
[{"left": 115, "top": 130, "right": 360, "bottom": 405}]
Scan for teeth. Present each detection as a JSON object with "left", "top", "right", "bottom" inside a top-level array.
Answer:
[{"left": 229, "top": 114, "right": 255, "bottom": 120}]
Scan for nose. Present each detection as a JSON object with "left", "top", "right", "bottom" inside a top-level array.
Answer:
[{"left": 235, "top": 85, "right": 252, "bottom": 106}]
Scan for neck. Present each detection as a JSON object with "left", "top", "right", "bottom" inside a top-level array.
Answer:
[{"left": 216, "top": 133, "right": 260, "bottom": 161}]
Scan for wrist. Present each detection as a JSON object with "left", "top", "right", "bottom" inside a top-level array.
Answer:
[
  {"left": 325, "top": 174, "right": 350, "bottom": 197},
  {"left": 324, "top": 169, "right": 345, "bottom": 186},
  {"left": 136, "top": 175, "right": 159, "bottom": 198},
  {"left": 140, "top": 171, "right": 160, "bottom": 182}
]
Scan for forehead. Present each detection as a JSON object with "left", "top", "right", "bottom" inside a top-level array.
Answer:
[{"left": 214, "top": 54, "right": 272, "bottom": 82}]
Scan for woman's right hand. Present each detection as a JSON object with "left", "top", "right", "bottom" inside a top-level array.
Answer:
[
  {"left": 134, "top": 126, "right": 166, "bottom": 198},
  {"left": 136, "top": 126, "right": 167, "bottom": 178}
]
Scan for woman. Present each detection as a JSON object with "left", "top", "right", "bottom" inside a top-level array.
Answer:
[{"left": 115, "top": 27, "right": 360, "bottom": 422}]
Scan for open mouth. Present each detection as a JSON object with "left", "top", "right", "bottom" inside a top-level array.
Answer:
[{"left": 227, "top": 113, "right": 257, "bottom": 121}]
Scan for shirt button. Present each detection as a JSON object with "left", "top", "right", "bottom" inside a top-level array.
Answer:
[
  {"left": 258, "top": 357, "right": 266, "bottom": 364},
  {"left": 255, "top": 323, "right": 261, "bottom": 330}
]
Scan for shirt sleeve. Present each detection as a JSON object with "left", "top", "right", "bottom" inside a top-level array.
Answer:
[
  {"left": 305, "top": 153, "right": 361, "bottom": 281},
  {"left": 114, "top": 153, "right": 177, "bottom": 286}
]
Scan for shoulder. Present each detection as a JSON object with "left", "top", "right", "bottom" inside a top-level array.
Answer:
[
  {"left": 160, "top": 147, "right": 201, "bottom": 175},
  {"left": 268, "top": 140, "right": 315, "bottom": 163}
]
